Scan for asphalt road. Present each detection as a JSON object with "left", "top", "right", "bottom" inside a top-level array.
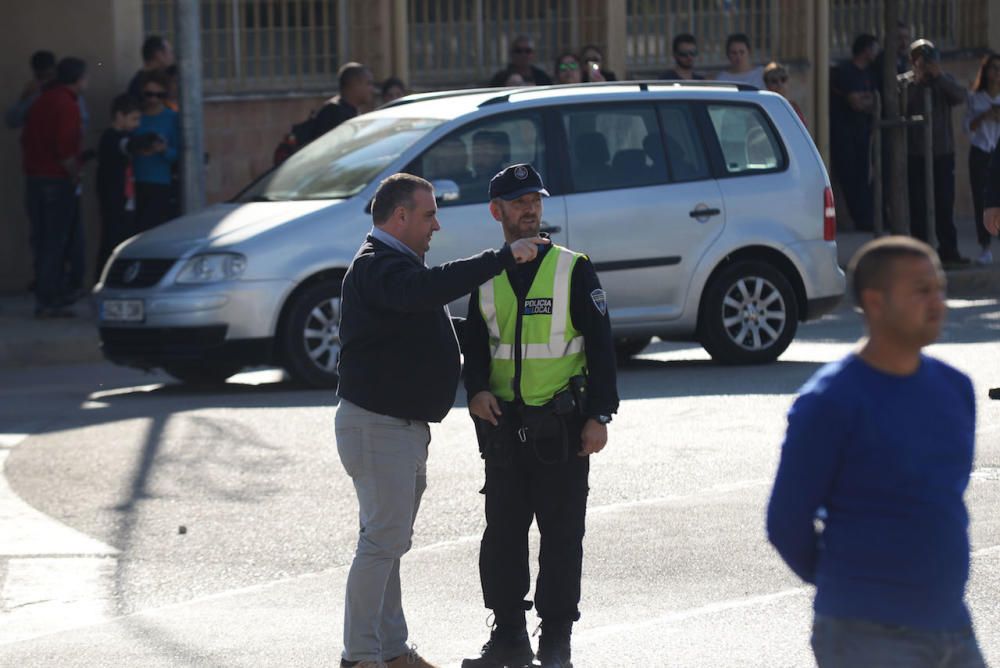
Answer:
[{"left": 1, "top": 300, "right": 998, "bottom": 667}]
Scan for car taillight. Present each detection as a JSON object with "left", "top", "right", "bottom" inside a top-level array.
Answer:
[{"left": 823, "top": 187, "right": 836, "bottom": 241}]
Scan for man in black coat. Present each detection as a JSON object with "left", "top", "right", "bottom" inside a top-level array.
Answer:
[
  {"left": 489, "top": 36, "right": 553, "bottom": 87},
  {"left": 334, "top": 173, "right": 547, "bottom": 668}
]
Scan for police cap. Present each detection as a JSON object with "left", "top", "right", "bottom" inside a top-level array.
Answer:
[{"left": 488, "top": 163, "right": 550, "bottom": 201}]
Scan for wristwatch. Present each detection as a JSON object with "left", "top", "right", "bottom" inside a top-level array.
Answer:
[{"left": 593, "top": 414, "right": 612, "bottom": 425}]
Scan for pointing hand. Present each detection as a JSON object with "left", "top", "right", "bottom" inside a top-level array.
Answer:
[{"left": 509, "top": 236, "right": 551, "bottom": 264}]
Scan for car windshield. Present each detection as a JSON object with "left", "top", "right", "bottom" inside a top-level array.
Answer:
[{"left": 237, "top": 116, "right": 444, "bottom": 202}]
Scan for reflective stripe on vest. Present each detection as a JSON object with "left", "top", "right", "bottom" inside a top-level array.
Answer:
[{"left": 479, "top": 245, "right": 586, "bottom": 405}]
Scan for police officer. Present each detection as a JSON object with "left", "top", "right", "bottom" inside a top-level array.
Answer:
[{"left": 461, "top": 164, "right": 619, "bottom": 668}]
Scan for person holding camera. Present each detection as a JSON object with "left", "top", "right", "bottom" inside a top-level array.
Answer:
[
  {"left": 899, "top": 39, "right": 968, "bottom": 265},
  {"left": 461, "top": 164, "right": 619, "bottom": 668}
]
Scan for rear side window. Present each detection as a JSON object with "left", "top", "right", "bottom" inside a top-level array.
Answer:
[
  {"left": 707, "top": 104, "right": 785, "bottom": 175},
  {"left": 656, "top": 104, "right": 711, "bottom": 182},
  {"left": 410, "top": 113, "right": 545, "bottom": 206},
  {"left": 561, "top": 104, "right": 668, "bottom": 193}
]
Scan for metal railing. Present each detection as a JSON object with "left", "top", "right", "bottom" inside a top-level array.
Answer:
[
  {"left": 626, "top": 0, "right": 809, "bottom": 74},
  {"left": 830, "top": 0, "right": 989, "bottom": 57},
  {"left": 143, "top": 0, "right": 342, "bottom": 95},
  {"left": 408, "top": 0, "right": 587, "bottom": 88},
  {"left": 142, "top": 0, "right": 992, "bottom": 95}
]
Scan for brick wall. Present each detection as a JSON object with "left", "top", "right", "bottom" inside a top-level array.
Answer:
[{"left": 202, "top": 96, "right": 327, "bottom": 204}]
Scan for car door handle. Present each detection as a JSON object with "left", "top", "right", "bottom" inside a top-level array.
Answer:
[
  {"left": 540, "top": 223, "right": 562, "bottom": 234},
  {"left": 689, "top": 207, "right": 721, "bottom": 218}
]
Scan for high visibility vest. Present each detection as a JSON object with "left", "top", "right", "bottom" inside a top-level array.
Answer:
[{"left": 479, "top": 245, "right": 586, "bottom": 406}]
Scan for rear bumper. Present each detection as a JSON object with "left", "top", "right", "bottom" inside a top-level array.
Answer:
[{"left": 99, "top": 326, "right": 273, "bottom": 369}]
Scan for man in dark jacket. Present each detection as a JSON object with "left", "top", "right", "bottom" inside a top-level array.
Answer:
[
  {"left": 334, "top": 173, "right": 547, "bottom": 668},
  {"left": 899, "top": 39, "right": 968, "bottom": 264},
  {"left": 488, "top": 36, "right": 553, "bottom": 87},
  {"left": 311, "top": 62, "right": 374, "bottom": 140}
]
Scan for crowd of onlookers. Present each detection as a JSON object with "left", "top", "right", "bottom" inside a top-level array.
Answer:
[
  {"left": 8, "top": 36, "right": 182, "bottom": 317},
  {"left": 8, "top": 26, "right": 1000, "bottom": 315},
  {"left": 829, "top": 21, "right": 1000, "bottom": 267}
]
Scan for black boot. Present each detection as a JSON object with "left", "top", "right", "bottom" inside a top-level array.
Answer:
[
  {"left": 535, "top": 620, "right": 573, "bottom": 668},
  {"left": 462, "top": 625, "right": 535, "bottom": 668}
]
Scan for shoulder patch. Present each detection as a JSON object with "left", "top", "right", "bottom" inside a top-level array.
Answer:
[{"left": 590, "top": 288, "right": 607, "bottom": 316}]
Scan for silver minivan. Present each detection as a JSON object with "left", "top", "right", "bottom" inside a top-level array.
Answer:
[{"left": 94, "top": 81, "right": 845, "bottom": 387}]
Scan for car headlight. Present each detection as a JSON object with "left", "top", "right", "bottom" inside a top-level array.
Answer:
[{"left": 175, "top": 253, "right": 247, "bottom": 284}]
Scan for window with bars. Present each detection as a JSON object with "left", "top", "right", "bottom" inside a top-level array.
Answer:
[
  {"left": 408, "top": 0, "right": 584, "bottom": 88},
  {"left": 143, "top": 0, "right": 342, "bottom": 95}
]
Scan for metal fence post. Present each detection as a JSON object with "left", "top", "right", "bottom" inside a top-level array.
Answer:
[
  {"left": 923, "top": 86, "right": 937, "bottom": 250},
  {"left": 873, "top": 90, "right": 883, "bottom": 236},
  {"left": 177, "top": 0, "right": 205, "bottom": 214}
]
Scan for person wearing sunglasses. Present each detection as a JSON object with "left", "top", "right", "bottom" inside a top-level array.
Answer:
[
  {"left": 555, "top": 52, "right": 583, "bottom": 85},
  {"left": 764, "top": 62, "right": 806, "bottom": 125},
  {"left": 489, "top": 35, "right": 553, "bottom": 87},
  {"left": 133, "top": 69, "right": 178, "bottom": 232},
  {"left": 660, "top": 34, "right": 704, "bottom": 81}
]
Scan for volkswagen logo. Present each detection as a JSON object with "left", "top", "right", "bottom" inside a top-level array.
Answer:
[{"left": 122, "top": 261, "right": 142, "bottom": 284}]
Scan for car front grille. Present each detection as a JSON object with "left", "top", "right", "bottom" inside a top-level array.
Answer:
[{"left": 105, "top": 259, "right": 176, "bottom": 288}]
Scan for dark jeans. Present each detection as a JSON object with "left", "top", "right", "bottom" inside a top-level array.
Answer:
[
  {"left": 831, "top": 132, "right": 873, "bottom": 231},
  {"left": 478, "top": 413, "right": 589, "bottom": 625},
  {"left": 136, "top": 182, "right": 174, "bottom": 233},
  {"left": 97, "top": 206, "right": 135, "bottom": 278},
  {"left": 908, "top": 153, "right": 960, "bottom": 260},
  {"left": 812, "top": 615, "right": 986, "bottom": 668},
  {"left": 67, "top": 192, "right": 85, "bottom": 292},
  {"left": 969, "top": 146, "right": 993, "bottom": 249},
  {"left": 25, "top": 176, "right": 79, "bottom": 309}
]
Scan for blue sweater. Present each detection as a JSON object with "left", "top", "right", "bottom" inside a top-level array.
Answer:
[
  {"left": 767, "top": 354, "right": 976, "bottom": 631},
  {"left": 133, "top": 107, "right": 179, "bottom": 185}
]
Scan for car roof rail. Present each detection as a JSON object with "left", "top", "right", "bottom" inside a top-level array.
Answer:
[
  {"left": 380, "top": 86, "right": 504, "bottom": 109},
  {"left": 478, "top": 79, "right": 760, "bottom": 107}
]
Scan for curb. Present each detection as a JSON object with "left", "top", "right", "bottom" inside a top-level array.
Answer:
[{"left": 0, "top": 328, "right": 103, "bottom": 369}]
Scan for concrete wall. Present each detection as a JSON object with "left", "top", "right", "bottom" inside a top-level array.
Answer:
[{"left": 0, "top": 0, "right": 142, "bottom": 293}]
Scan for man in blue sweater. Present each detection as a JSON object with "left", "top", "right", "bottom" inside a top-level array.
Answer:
[
  {"left": 767, "top": 236, "right": 985, "bottom": 667},
  {"left": 335, "top": 174, "right": 548, "bottom": 668}
]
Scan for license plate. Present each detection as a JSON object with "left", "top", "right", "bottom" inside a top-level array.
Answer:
[{"left": 101, "top": 299, "right": 145, "bottom": 322}]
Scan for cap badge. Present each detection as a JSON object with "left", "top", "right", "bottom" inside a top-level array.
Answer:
[{"left": 514, "top": 165, "right": 529, "bottom": 180}]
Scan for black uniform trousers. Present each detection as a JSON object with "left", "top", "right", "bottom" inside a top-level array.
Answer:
[{"left": 479, "top": 412, "right": 589, "bottom": 625}]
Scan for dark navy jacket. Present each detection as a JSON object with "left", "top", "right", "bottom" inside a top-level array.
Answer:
[{"left": 337, "top": 235, "right": 516, "bottom": 423}]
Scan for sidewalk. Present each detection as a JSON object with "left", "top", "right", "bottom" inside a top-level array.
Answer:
[
  {"left": 0, "top": 295, "right": 102, "bottom": 369},
  {"left": 1, "top": 229, "right": 997, "bottom": 369}
]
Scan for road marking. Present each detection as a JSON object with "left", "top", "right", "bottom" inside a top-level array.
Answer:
[
  {"left": 0, "top": 452, "right": 118, "bottom": 558},
  {"left": 0, "top": 433, "right": 119, "bottom": 646},
  {"left": 0, "top": 434, "right": 29, "bottom": 449},
  {"left": 1, "top": 557, "right": 117, "bottom": 645},
  {"left": 577, "top": 586, "right": 810, "bottom": 643}
]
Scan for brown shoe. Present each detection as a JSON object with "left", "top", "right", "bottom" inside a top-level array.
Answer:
[{"left": 385, "top": 647, "right": 439, "bottom": 668}]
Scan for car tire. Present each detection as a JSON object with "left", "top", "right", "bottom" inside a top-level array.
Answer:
[
  {"left": 162, "top": 361, "right": 243, "bottom": 386},
  {"left": 699, "top": 261, "right": 799, "bottom": 364},
  {"left": 615, "top": 336, "right": 652, "bottom": 361},
  {"left": 279, "top": 280, "right": 342, "bottom": 389}
]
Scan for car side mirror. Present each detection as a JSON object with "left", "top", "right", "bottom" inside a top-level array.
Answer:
[{"left": 432, "top": 180, "right": 461, "bottom": 203}]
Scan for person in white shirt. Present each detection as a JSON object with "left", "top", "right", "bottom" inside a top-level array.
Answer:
[
  {"left": 964, "top": 52, "right": 1000, "bottom": 264},
  {"left": 717, "top": 33, "right": 765, "bottom": 89}
]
